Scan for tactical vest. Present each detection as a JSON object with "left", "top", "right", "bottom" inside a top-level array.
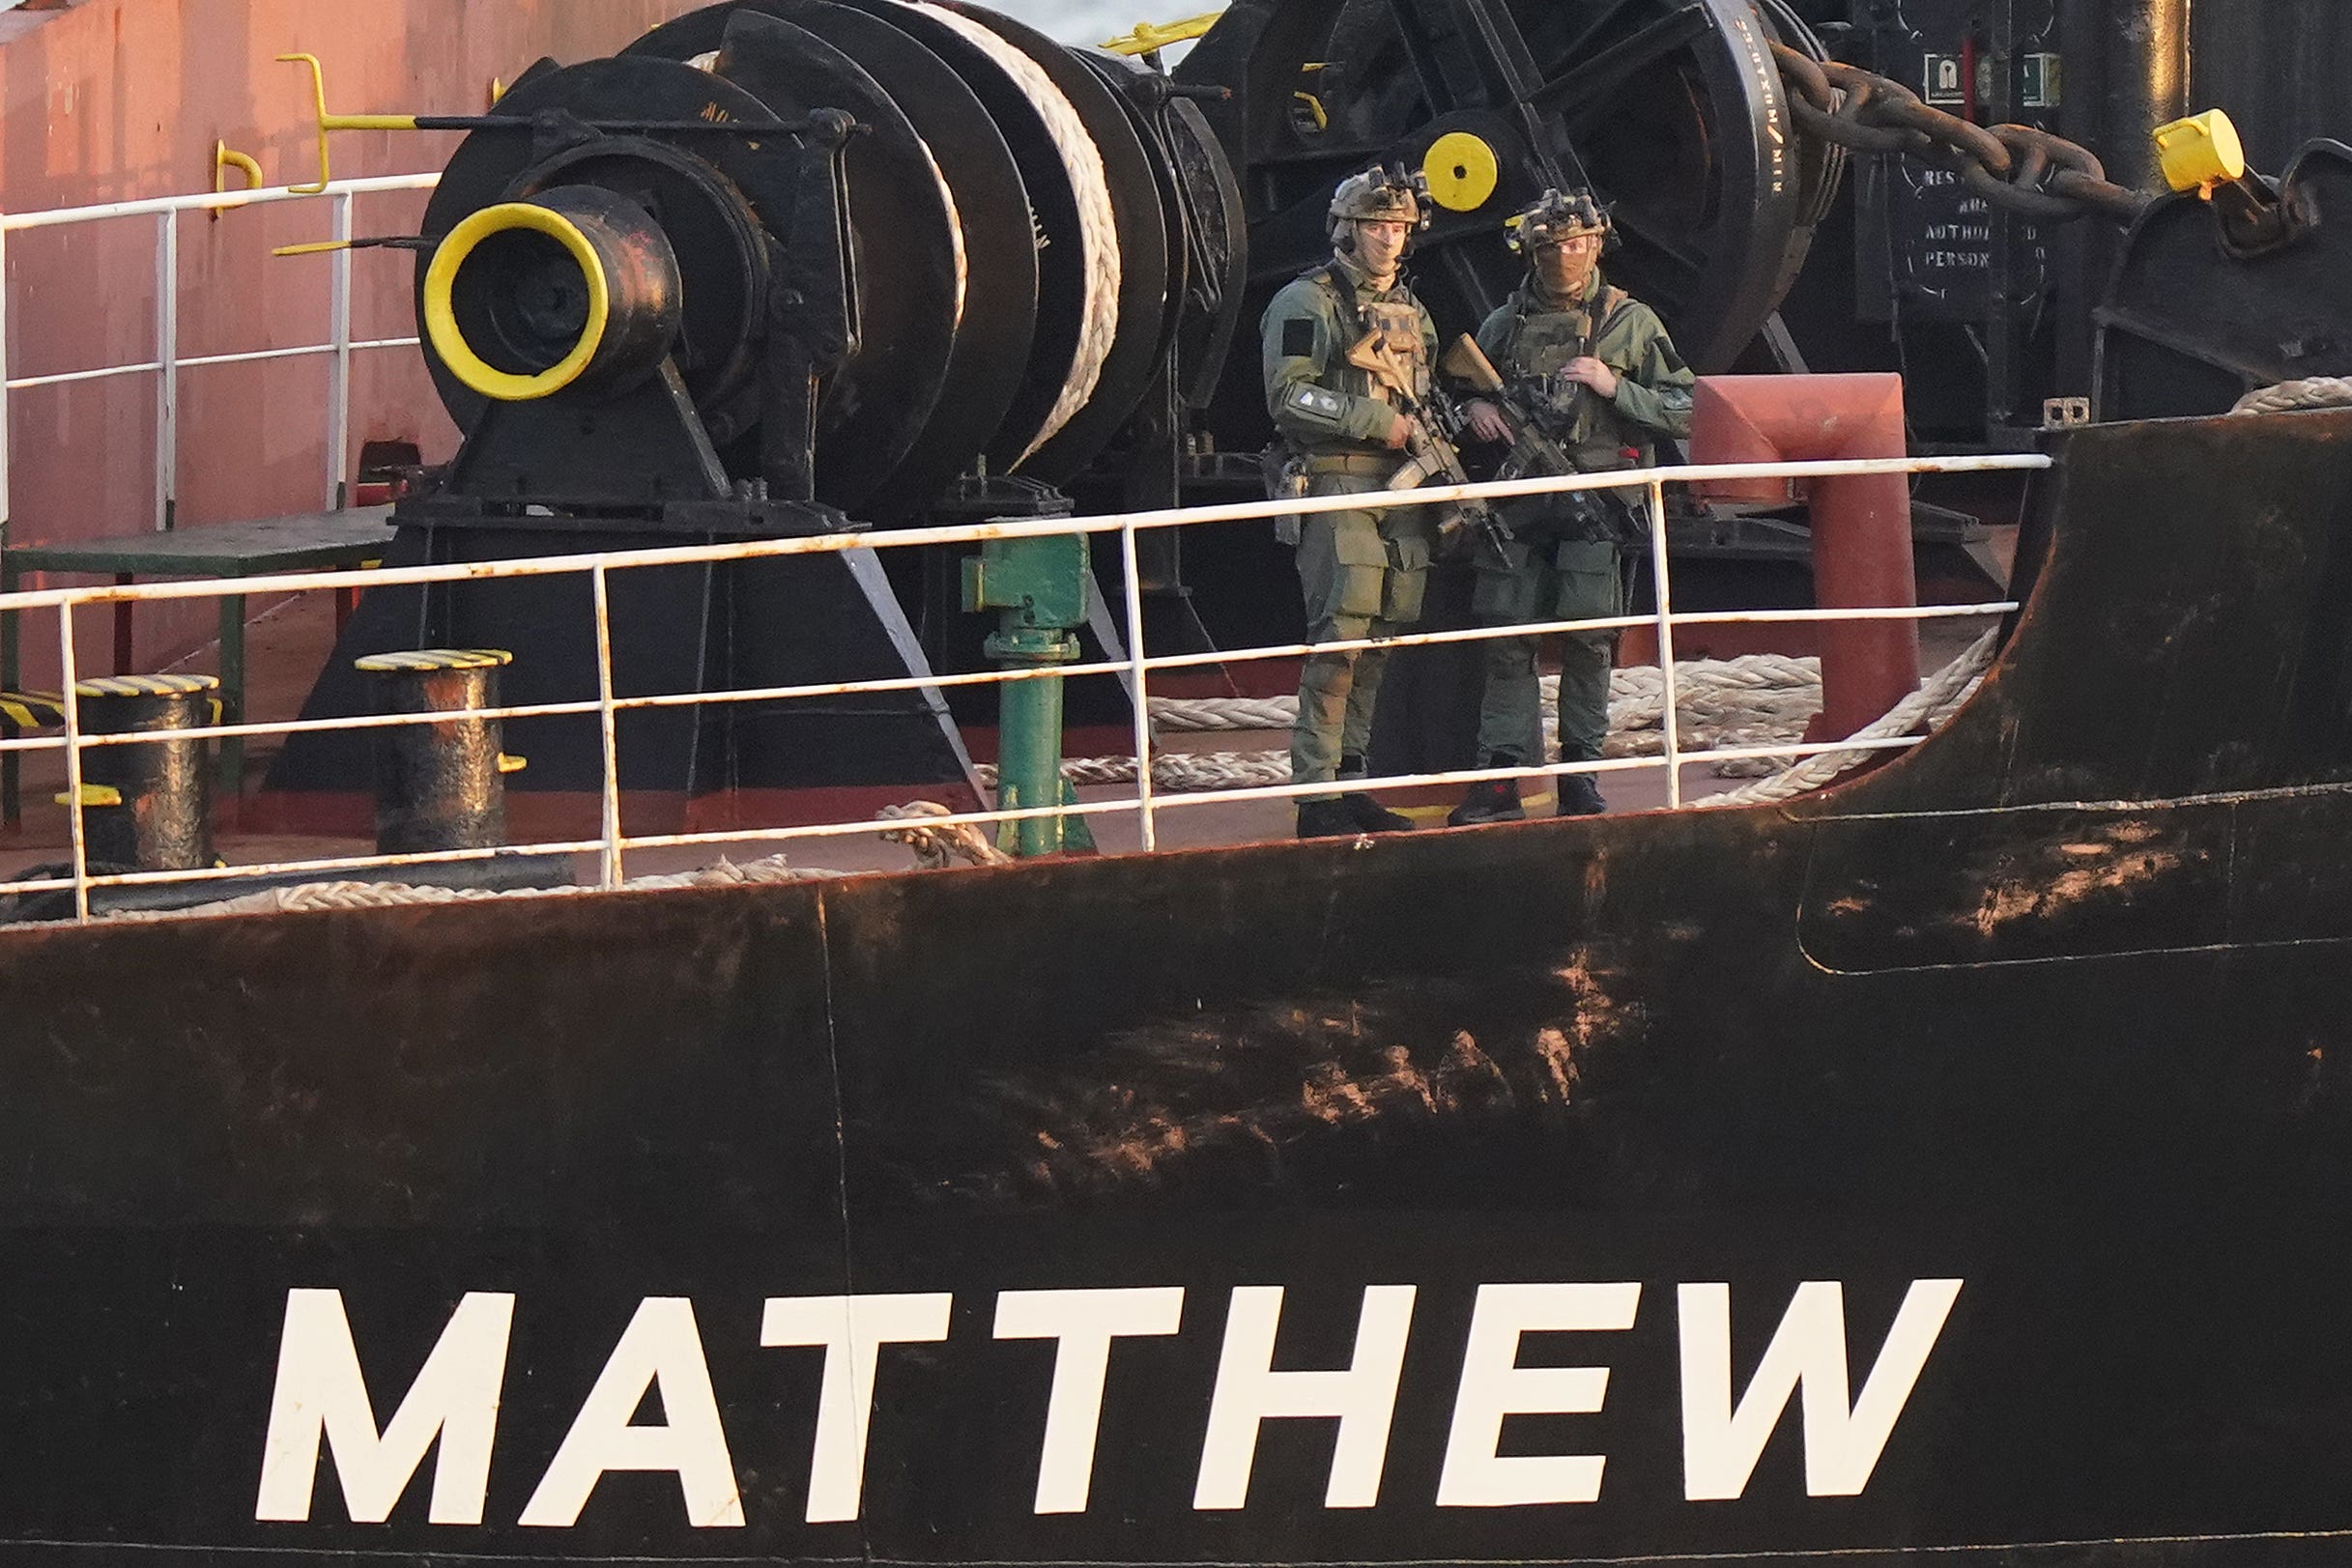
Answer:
[
  {"left": 1497, "top": 283, "right": 1640, "bottom": 461},
  {"left": 1314, "top": 265, "right": 1431, "bottom": 408}
]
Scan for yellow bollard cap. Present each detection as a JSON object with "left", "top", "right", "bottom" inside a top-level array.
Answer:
[
  {"left": 1422, "top": 131, "right": 1500, "bottom": 213},
  {"left": 2153, "top": 109, "right": 2247, "bottom": 193}
]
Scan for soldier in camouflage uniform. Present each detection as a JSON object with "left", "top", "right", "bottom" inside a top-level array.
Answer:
[
  {"left": 1448, "top": 187, "right": 1695, "bottom": 823},
  {"left": 1261, "top": 165, "right": 1443, "bottom": 840}
]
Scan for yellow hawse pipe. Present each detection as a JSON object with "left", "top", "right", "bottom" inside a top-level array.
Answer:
[{"left": 423, "top": 202, "right": 614, "bottom": 402}]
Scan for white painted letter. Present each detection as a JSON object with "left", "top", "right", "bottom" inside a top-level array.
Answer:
[
  {"left": 761, "top": 1293, "right": 954, "bottom": 1523},
  {"left": 1678, "top": 1278, "right": 1963, "bottom": 1500},
  {"left": 995, "top": 1286, "right": 1186, "bottom": 1514},
  {"left": 1436, "top": 1281, "right": 1641, "bottom": 1507},
  {"left": 255, "top": 1288, "right": 514, "bottom": 1525},
  {"left": 1192, "top": 1284, "right": 1416, "bottom": 1510},
  {"left": 519, "top": 1297, "right": 743, "bottom": 1528}
]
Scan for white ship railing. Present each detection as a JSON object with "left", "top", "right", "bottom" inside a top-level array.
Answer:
[
  {"left": 0, "top": 171, "right": 444, "bottom": 529},
  {"left": 0, "top": 451, "right": 2048, "bottom": 922}
]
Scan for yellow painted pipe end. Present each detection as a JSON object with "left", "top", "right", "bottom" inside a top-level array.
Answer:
[
  {"left": 2154, "top": 109, "right": 2247, "bottom": 193},
  {"left": 422, "top": 201, "right": 611, "bottom": 402}
]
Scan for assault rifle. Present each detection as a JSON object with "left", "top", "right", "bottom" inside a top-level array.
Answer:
[
  {"left": 1440, "top": 334, "right": 1638, "bottom": 546},
  {"left": 1342, "top": 329, "right": 1510, "bottom": 556}
]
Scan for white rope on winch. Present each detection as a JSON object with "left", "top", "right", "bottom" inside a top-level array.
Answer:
[
  {"left": 922, "top": 138, "right": 970, "bottom": 331},
  {"left": 2229, "top": 377, "right": 2352, "bottom": 416},
  {"left": 907, "top": 0, "right": 1120, "bottom": 464}
]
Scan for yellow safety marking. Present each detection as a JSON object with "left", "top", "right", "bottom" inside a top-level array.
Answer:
[
  {"left": 1099, "top": 12, "right": 1221, "bottom": 55},
  {"left": 54, "top": 784, "right": 123, "bottom": 808},
  {"left": 1394, "top": 788, "right": 1555, "bottom": 823},
  {"left": 1293, "top": 91, "right": 1329, "bottom": 131},
  {"left": 354, "top": 647, "right": 514, "bottom": 672},
  {"left": 423, "top": 201, "right": 611, "bottom": 401},
  {"left": 1422, "top": 131, "right": 1499, "bottom": 212},
  {"left": 0, "top": 691, "right": 67, "bottom": 730},
  {"left": 2154, "top": 109, "right": 2247, "bottom": 193},
  {"left": 72, "top": 673, "right": 220, "bottom": 697},
  {"left": 497, "top": 753, "right": 530, "bottom": 774}
]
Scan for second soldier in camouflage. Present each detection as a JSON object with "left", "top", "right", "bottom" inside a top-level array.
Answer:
[{"left": 1449, "top": 187, "right": 1695, "bottom": 823}]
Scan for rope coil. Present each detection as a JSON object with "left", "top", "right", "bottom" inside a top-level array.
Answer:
[
  {"left": 982, "top": 642, "right": 1992, "bottom": 795},
  {"left": 2229, "top": 378, "right": 2352, "bottom": 416}
]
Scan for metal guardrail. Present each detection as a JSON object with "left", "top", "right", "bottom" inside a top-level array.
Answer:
[
  {"left": 0, "top": 171, "right": 444, "bottom": 531},
  {"left": 0, "top": 452, "right": 2048, "bottom": 922}
]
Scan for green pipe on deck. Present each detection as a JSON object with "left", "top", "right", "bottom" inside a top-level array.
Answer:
[
  {"left": 963, "top": 533, "right": 1093, "bottom": 857},
  {"left": 988, "top": 625, "right": 1079, "bottom": 857}
]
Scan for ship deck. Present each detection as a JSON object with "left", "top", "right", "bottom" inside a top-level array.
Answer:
[{"left": 3, "top": 577, "right": 1949, "bottom": 893}]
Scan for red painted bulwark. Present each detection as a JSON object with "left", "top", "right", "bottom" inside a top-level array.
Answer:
[{"left": 0, "top": 0, "right": 705, "bottom": 678}]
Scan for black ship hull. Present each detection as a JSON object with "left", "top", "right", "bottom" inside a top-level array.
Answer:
[{"left": 6, "top": 410, "right": 2352, "bottom": 1562}]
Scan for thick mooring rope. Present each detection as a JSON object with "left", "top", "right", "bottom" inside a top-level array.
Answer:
[
  {"left": 909, "top": 1, "right": 1120, "bottom": 464},
  {"left": 1142, "top": 654, "right": 1826, "bottom": 739},
  {"left": 1697, "top": 628, "right": 1996, "bottom": 808},
  {"left": 982, "top": 642, "right": 1991, "bottom": 795},
  {"left": 54, "top": 808, "right": 1013, "bottom": 926},
  {"left": 2230, "top": 378, "right": 2352, "bottom": 416},
  {"left": 875, "top": 800, "right": 1013, "bottom": 869}
]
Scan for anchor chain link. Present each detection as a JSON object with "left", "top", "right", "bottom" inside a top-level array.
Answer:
[{"left": 1768, "top": 41, "right": 2150, "bottom": 225}]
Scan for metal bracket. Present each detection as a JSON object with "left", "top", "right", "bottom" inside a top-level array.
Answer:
[{"left": 2042, "top": 397, "right": 2091, "bottom": 430}]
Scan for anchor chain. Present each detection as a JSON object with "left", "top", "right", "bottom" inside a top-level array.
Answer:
[{"left": 1769, "top": 41, "right": 2149, "bottom": 225}]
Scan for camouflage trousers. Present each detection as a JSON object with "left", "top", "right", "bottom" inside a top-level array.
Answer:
[
  {"left": 1289, "top": 474, "right": 1435, "bottom": 795},
  {"left": 1469, "top": 534, "right": 1621, "bottom": 767}
]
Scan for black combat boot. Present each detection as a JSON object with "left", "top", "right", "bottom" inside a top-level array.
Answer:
[
  {"left": 1448, "top": 779, "right": 1526, "bottom": 826},
  {"left": 1296, "top": 798, "right": 1361, "bottom": 839},
  {"left": 1334, "top": 753, "right": 1412, "bottom": 833},
  {"left": 1340, "top": 791, "right": 1415, "bottom": 832},
  {"left": 1556, "top": 772, "right": 1607, "bottom": 816}
]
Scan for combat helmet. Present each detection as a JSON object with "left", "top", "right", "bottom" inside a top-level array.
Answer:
[
  {"left": 1506, "top": 186, "right": 1612, "bottom": 253},
  {"left": 1329, "top": 162, "right": 1432, "bottom": 249}
]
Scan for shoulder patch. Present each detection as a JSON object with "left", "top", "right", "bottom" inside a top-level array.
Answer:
[
  {"left": 1285, "top": 384, "right": 1347, "bottom": 417},
  {"left": 1281, "top": 317, "right": 1316, "bottom": 357}
]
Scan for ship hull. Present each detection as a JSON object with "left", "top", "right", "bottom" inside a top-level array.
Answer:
[{"left": 6, "top": 410, "right": 2352, "bottom": 1562}]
